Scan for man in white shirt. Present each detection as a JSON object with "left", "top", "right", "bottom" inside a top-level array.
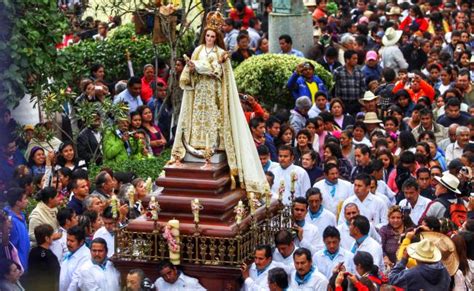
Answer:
[
  {"left": 305, "top": 187, "right": 336, "bottom": 233},
  {"left": 293, "top": 197, "right": 324, "bottom": 255},
  {"left": 93, "top": 206, "right": 115, "bottom": 258},
  {"left": 272, "top": 230, "right": 297, "bottom": 269},
  {"left": 445, "top": 126, "right": 470, "bottom": 165},
  {"left": 247, "top": 18, "right": 261, "bottom": 49},
  {"left": 51, "top": 208, "right": 78, "bottom": 263},
  {"left": 154, "top": 260, "right": 205, "bottom": 290},
  {"left": 77, "top": 238, "right": 120, "bottom": 291},
  {"left": 59, "top": 226, "right": 91, "bottom": 291},
  {"left": 337, "top": 203, "right": 381, "bottom": 251},
  {"left": 312, "top": 226, "right": 355, "bottom": 280},
  {"left": 339, "top": 173, "right": 388, "bottom": 228},
  {"left": 289, "top": 248, "right": 328, "bottom": 289},
  {"left": 270, "top": 145, "right": 311, "bottom": 205},
  {"left": 313, "top": 163, "right": 352, "bottom": 215},
  {"left": 350, "top": 215, "right": 384, "bottom": 272},
  {"left": 241, "top": 245, "right": 287, "bottom": 291},
  {"left": 398, "top": 178, "right": 431, "bottom": 225}
]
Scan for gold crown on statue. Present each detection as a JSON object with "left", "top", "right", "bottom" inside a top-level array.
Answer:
[{"left": 205, "top": 10, "right": 225, "bottom": 31}]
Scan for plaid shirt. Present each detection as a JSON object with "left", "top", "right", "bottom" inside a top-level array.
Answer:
[{"left": 334, "top": 65, "right": 366, "bottom": 102}]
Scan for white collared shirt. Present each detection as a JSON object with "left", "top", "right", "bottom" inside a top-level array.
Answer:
[
  {"left": 295, "top": 221, "right": 324, "bottom": 256},
  {"left": 337, "top": 222, "right": 381, "bottom": 251},
  {"left": 77, "top": 259, "right": 121, "bottom": 291},
  {"left": 353, "top": 236, "right": 384, "bottom": 272},
  {"left": 59, "top": 244, "right": 91, "bottom": 291},
  {"left": 339, "top": 193, "right": 388, "bottom": 228},
  {"left": 445, "top": 141, "right": 463, "bottom": 165},
  {"left": 51, "top": 226, "right": 68, "bottom": 263},
  {"left": 288, "top": 268, "right": 329, "bottom": 290},
  {"left": 93, "top": 226, "right": 115, "bottom": 258},
  {"left": 154, "top": 273, "right": 206, "bottom": 291},
  {"left": 244, "top": 261, "right": 287, "bottom": 291},
  {"left": 305, "top": 208, "right": 336, "bottom": 234},
  {"left": 272, "top": 246, "right": 297, "bottom": 270},
  {"left": 312, "top": 247, "right": 355, "bottom": 279},
  {"left": 399, "top": 196, "right": 432, "bottom": 225},
  {"left": 270, "top": 164, "right": 311, "bottom": 205},
  {"left": 313, "top": 179, "right": 352, "bottom": 215}
]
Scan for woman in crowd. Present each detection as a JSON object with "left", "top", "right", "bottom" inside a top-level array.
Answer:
[
  {"left": 305, "top": 118, "right": 320, "bottom": 154},
  {"left": 376, "top": 148, "right": 395, "bottom": 182},
  {"left": 300, "top": 150, "right": 323, "bottom": 185},
  {"left": 451, "top": 233, "right": 473, "bottom": 290},
  {"left": 83, "top": 210, "right": 103, "bottom": 236},
  {"left": 55, "top": 141, "right": 87, "bottom": 171},
  {"left": 415, "top": 142, "right": 431, "bottom": 168},
  {"left": 275, "top": 123, "right": 295, "bottom": 149},
  {"left": 28, "top": 187, "right": 60, "bottom": 245},
  {"left": 383, "top": 116, "right": 400, "bottom": 135},
  {"left": 137, "top": 105, "right": 166, "bottom": 156},
  {"left": 27, "top": 147, "right": 46, "bottom": 176},
  {"left": 330, "top": 98, "right": 354, "bottom": 130},
  {"left": 323, "top": 142, "right": 352, "bottom": 181},
  {"left": 293, "top": 129, "right": 312, "bottom": 166},
  {"left": 340, "top": 130, "right": 355, "bottom": 166},
  {"left": 255, "top": 36, "right": 269, "bottom": 55},
  {"left": 352, "top": 121, "right": 371, "bottom": 147},
  {"left": 0, "top": 260, "right": 24, "bottom": 291},
  {"left": 385, "top": 132, "right": 399, "bottom": 155},
  {"left": 426, "top": 140, "right": 446, "bottom": 171},
  {"left": 396, "top": 131, "right": 417, "bottom": 155},
  {"left": 353, "top": 251, "right": 386, "bottom": 287},
  {"left": 435, "top": 66, "right": 454, "bottom": 96},
  {"left": 457, "top": 51, "right": 471, "bottom": 70}
]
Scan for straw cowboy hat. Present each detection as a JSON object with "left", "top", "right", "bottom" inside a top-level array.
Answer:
[
  {"left": 382, "top": 27, "right": 403, "bottom": 46},
  {"left": 407, "top": 239, "right": 442, "bottom": 263},
  {"left": 359, "top": 91, "right": 379, "bottom": 105},
  {"left": 434, "top": 172, "right": 461, "bottom": 194},
  {"left": 362, "top": 112, "right": 382, "bottom": 124},
  {"left": 386, "top": 6, "right": 402, "bottom": 16},
  {"left": 303, "top": 0, "right": 316, "bottom": 7},
  {"left": 420, "top": 232, "right": 460, "bottom": 276}
]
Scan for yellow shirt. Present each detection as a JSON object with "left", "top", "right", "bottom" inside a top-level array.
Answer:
[{"left": 306, "top": 81, "right": 319, "bottom": 104}]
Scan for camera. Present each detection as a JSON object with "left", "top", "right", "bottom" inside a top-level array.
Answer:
[
  {"left": 407, "top": 73, "right": 415, "bottom": 79},
  {"left": 401, "top": 206, "right": 411, "bottom": 216}
]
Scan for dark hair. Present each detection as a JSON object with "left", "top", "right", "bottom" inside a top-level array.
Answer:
[
  {"left": 34, "top": 224, "right": 54, "bottom": 245},
  {"left": 354, "top": 173, "right": 371, "bottom": 187},
  {"left": 399, "top": 151, "right": 416, "bottom": 164},
  {"left": 293, "top": 247, "right": 312, "bottom": 261},
  {"left": 416, "top": 167, "right": 430, "bottom": 178},
  {"left": 323, "top": 162, "right": 339, "bottom": 174},
  {"left": 6, "top": 187, "right": 25, "bottom": 207},
  {"left": 353, "top": 251, "right": 379, "bottom": 276},
  {"left": 265, "top": 116, "right": 281, "bottom": 129},
  {"left": 422, "top": 216, "right": 441, "bottom": 232},
  {"left": 249, "top": 117, "right": 265, "bottom": 129},
  {"left": 398, "top": 131, "right": 417, "bottom": 150},
  {"left": 343, "top": 50, "right": 358, "bottom": 61},
  {"left": 90, "top": 63, "right": 104, "bottom": 76},
  {"left": 278, "top": 144, "right": 294, "bottom": 155},
  {"left": 27, "top": 146, "right": 45, "bottom": 167},
  {"left": 302, "top": 150, "right": 318, "bottom": 163},
  {"left": 255, "top": 244, "right": 272, "bottom": 258},
  {"left": 293, "top": 196, "right": 309, "bottom": 207},
  {"left": 35, "top": 186, "right": 57, "bottom": 203},
  {"left": 57, "top": 207, "right": 76, "bottom": 227},
  {"left": 56, "top": 142, "right": 80, "bottom": 167},
  {"left": 382, "top": 68, "right": 396, "bottom": 83},
  {"left": 67, "top": 225, "right": 86, "bottom": 243},
  {"left": 257, "top": 145, "right": 270, "bottom": 156},
  {"left": 72, "top": 169, "right": 89, "bottom": 180},
  {"left": 102, "top": 206, "right": 114, "bottom": 220},
  {"left": 128, "top": 76, "right": 141, "bottom": 87},
  {"left": 268, "top": 267, "right": 289, "bottom": 289},
  {"left": 352, "top": 215, "right": 370, "bottom": 235},
  {"left": 0, "top": 259, "right": 20, "bottom": 280},
  {"left": 279, "top": 34, "right": 292, "bottom": 44},
  {"left": 417, "top": 130, "right": 436, "bottom": 143},
  {"left": 325, "top": 46, "right": 338, "bottom": 58},
  {"left": 402, "top": 177, "right": 419, "bottom": 191},
  {"left": 296, "top": 129, "right": 312, "bottom": 140},
  {"left": 95, "top": 171, "right": 110, "bottom": 190},
  {"left": 157, "top": 260, "right": 176, "bottom": 273},
  {"left": 323, "top": 226, "right": 340, "bottom": 240},
  {"left": 237, "top": 32, "right": 249, "bottom": 43},
  {"left": 324, "top": 142, "right": 343, "bottom": 159},
  {"left": 306, "top": 187, "right": 322, "bottom": 200},
  {"left": 91, "top": 237, "right": 108, "bottom": 252},
  {"left": 274, "top": 230, "right": 293, "bottom": 246}
]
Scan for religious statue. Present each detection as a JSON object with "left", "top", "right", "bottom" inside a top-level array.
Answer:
[{"left": 171, "top": 10, "right": 268, "bottom": 194}]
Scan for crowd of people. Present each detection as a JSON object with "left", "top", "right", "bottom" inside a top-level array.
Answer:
[{"left": 1, "top": 0, "right": 474, "bottom": 289}]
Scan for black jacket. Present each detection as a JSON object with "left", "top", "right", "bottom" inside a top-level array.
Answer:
[{"left": 76, "top": 127, "right": 102, "bottom": 165}]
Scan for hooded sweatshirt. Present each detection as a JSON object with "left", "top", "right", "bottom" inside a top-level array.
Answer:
[{"left": 389, "top": 258, "right": 450, "bottom": 290}]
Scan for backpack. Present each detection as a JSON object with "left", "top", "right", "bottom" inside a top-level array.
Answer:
[{"left": 436, "top": 197, "right": 468, "bottom": 228}]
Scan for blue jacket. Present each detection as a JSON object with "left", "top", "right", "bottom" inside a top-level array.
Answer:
[
  {"left": 389, "top": 258, "right": 450, "bottom": 291},
  {"left": 361, "top": 64, "right": 383, "bottom": 85},
  {"left": 4, "top": 206, "right": 30, "bottom": 271},
  {"left": 287, "top": 72, "right": 328, "bottom": 101},
  {"left": 0, "top": 150, "right": 27, "bottom": 188}
]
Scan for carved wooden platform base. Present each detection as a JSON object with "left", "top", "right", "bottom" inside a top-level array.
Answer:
[{"left": 113, "top": 259, "right": 242, "bottom": 290}]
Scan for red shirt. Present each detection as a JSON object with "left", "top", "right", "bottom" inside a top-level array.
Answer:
[
  {"left": 229, "top": 6, "right": 255, "bottom": 30},
  {"left": 141, "top": 76, "right": 167, "bottom": 104}
]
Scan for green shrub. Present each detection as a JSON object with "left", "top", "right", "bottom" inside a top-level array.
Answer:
[
  {"left": 234, "top": 54, "right": 334, "bottom": 109},
  {"left": 88, "top": 149, "right": 171, "bottom": 185}
]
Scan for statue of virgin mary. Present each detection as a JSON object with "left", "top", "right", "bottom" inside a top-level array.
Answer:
[{"left": 171, "top": 10, "right": 268, "bottom": 194}]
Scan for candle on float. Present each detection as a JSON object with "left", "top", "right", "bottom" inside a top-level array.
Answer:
[
  {"left": 290, "top": 170, "right": 297, "bottom": 192},
  {"left": 278, "top": 180, "right": 285, "bottom": 201},
  {"left": 235, "top": 200, "right": 244, "bottom": 225},
  {"left": 150, "top": 196, "right": 158, "bottom": 220},
  {"left": 264, "top": 184, "right": 271, "bottom": 209},
  {"left": 191, "top": 198, "right": 201, "bottom": 223},
  {"left": 111, "top": 194, "right": 118, "bottom": 219},
  {"left": 205, "top": 134, "right": 210, "bottom": 149},
  {"left": 128, "top": 187, "right": 135, "bottom": 209},
  {"left": 249, "top": 192, "right": 256, "bottom": 215}
]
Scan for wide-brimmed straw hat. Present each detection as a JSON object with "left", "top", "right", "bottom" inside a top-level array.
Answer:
[
  {"left": 386, "top": 6, "right": 402, "bottom": 16},
  {"left": 382, "top": 27, "right": 403, "bottom": 46},
  {"left": 362, "top": 112, "right": 382, "bottom": 124},
  {"left": 420, "top": 232, "right": 459, "bottom": 276},
  {"left": 359, "top": 91, "right": 379, "bottom": 104},
  {"left": 434, "top": 172, "right": 461, "bottom": 194},
  {"left": 407, "top": 239, "right": 442, "bottom": 263}
]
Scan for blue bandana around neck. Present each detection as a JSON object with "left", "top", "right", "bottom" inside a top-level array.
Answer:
[
  {"left": 323, "top": 248, "right": 339, "bottom": 261},
  {"left": 309, "top": 206, "right": 324, "bottom": 220},
  {"left": 351, "top": 235, "right": 368, "bottom": 253},
  {"left": 324, "top": 179, "right": 337, "bottom": 197},
  {"left": 295, "top": 219, "right": 305, "bottom": 227},
  {"left": 63, "top": 245, "right": 81, "bottom": 261},
  {"left": 257, "top": 262, "right": 272, "bottom": 276},
  {"left": 295, "top": 266, "right": 315, "bottom": 286},
  {"left": 93, "top": 257, "right": 108, "bottom": 270}
]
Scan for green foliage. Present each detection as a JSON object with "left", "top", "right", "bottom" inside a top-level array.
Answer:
[
  {"left": 0, "top": 0, "right": 69, "bottom": 107},
  {"left": 88, "top": 149, "right": 171, "bottom": 185},
  {"left": 234, "top": 54, "right": 334, "bottom": 109}
]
